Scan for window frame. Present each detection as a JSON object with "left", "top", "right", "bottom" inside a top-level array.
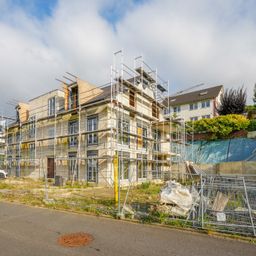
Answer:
[
  {"left": 48, "top": 97, "right": 56, "bottom": 116},
  {"left": 87, "top": 115, "right": 98, "bottom": 145}
]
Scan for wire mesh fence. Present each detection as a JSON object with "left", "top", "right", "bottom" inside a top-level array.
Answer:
[{"left": 119, "top": 172, "right": 256, "bottom": 237}]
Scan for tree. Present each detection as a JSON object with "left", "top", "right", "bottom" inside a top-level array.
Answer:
[
  {"left": 217, "top": 87, "right": 246, "bottom": 115},
  {"left": 253, "top": 83, "right": 256, "bottom": 106}
]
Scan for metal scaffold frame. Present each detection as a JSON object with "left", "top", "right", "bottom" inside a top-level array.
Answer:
[{"left": 3, "top": 51, "right": 185, "bottom": 213}]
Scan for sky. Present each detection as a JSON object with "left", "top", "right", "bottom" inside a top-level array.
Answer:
[{"left": 0, "top": 0, "right": 256, "bottom": 117}]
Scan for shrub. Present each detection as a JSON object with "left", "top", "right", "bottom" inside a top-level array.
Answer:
[
  {"left": 247, "top": 119, "right": 256, "bottom": 131},
  {"left": 186, "top": 114, "right": 250, "bottom": 139}
]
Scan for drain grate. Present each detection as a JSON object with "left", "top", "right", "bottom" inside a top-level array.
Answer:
[{"left": 58, "top": 232, "right": 94, "bottom": 247}]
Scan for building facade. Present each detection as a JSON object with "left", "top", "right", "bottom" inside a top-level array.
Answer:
[
  {"left": 165, "top": 85, "right": 223, "bottom": 121},
  {"left": 6, "top": 67, "right": 177, "bottom": 185}
]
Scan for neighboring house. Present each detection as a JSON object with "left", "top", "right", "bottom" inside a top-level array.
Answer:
[
  {"left": 164, "top": 85, "right": 223, "bottom": 121},
  {"left": 6, "top": 70, "right": 175, "bottom": 185}
]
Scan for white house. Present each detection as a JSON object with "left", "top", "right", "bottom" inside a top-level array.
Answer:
[{"left": 164, "top": 85, "right": 223, "bottom": 121}]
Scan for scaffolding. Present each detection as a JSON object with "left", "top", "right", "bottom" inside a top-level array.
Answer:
[{"left": 4, "top": 51, "right": 177, "bottom": 188}]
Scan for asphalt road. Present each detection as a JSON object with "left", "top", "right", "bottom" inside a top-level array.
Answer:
[{"left": 0, "top": 202, "right": 255, "bottom": 256}]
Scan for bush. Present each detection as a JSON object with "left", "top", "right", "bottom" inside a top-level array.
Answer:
[
  {"left": 247, "top": 119, "right": 256, "bottom": 131},
  {"left": 186, "top": 114, "right": 250, "bottom": 139}
]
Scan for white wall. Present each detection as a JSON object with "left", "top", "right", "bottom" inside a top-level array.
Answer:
[{"left": 168, "top": 99, "right": 215, "bottom": 121}]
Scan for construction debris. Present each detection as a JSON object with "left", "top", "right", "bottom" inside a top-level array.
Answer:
[
  {"left": 159, "top": 180, "right": 195, "bottom": 217},
  {"left": 212, "top": 191, "right": 229, "bottom": 212}
]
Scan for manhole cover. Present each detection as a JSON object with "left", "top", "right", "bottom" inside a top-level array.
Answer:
[{"left": 58, "top": 232, "right": 94, "bottom": 247}]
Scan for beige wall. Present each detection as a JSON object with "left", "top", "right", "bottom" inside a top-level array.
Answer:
[{"left": 29, "top": 90, "right": 64, "bottom": 120}]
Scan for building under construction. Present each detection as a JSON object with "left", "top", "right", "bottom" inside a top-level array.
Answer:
[{"left": 5, "top": 54, "right": 187, "bottom": 185}]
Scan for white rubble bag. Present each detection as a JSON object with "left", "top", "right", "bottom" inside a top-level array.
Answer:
[{"left": 160, "top": 180, "right": 193, "bottom": 217}]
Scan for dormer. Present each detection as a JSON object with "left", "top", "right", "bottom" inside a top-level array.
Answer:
[
  {"left": 15, "top": 103, "right": 29, "bottom": 123},
  {"left": 64, "top": 79, "right": 103, "bottom": 110}
]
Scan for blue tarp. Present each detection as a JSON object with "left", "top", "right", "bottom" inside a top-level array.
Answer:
[{"left": 186, "top": 138, "right": 256, "bottom": 164}]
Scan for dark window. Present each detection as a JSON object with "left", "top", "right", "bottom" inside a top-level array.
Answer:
[
  {"left": 137, "top": 154, "right": 147, "bottom": 179},
  {"left": 201, "top": 100, "right": 210, "bottom": 108},
  {"left": 173, "top": 106, "right": 181, "bottom": 113},
  {"left": 28, "top": 116, "right": 35, "bottom": 139},
  {"left": 29, "top": 143, "right": 35, "bottom": 158},
  {"left": 87, "top": 116, "right": 98, "bottom": 145},
  {"left": 153, "top": 129, "right": 161, "bottom": 151},
  {"left": 48, "top": 97, "right": 56, "bottom": 116},
  {"left": 87, "top": 150, "right": 98, "bottom": 182},
  {"left": 68, "top": 120, "right": 78, "bottom": 147},
  {"left": 189, "top": 103, "right": 198, "bottom": 110},
  {"left": 190, "top": 116, "right": 198, "bottom": 121},
  {"left": 68, "top": 152, "right": 78, "bottom": 180},
  {"left": 69, "top": 86, "right": 79, "bottom": 109},
  {"left": 118, "top": 118, "right": 130, "bottom": 145}
]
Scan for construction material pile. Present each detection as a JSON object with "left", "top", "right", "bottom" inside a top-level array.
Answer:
[{"left": 158, "top": 180, "right": 199, "bottom": 217}]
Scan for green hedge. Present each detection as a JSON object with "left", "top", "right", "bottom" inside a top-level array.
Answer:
[
  {"left": 247, "top": 119, "right": 256, "bottom": 131},
  {"left": 186, "top": 114, "right": 250, "bottom": 139}
]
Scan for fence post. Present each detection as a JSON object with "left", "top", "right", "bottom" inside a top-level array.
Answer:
[
  {"left": 200, "top": 173, "right": 204, "bottom": 229},
  {"left": 242, "top": 177, "right": 256, "bottom": 237}
]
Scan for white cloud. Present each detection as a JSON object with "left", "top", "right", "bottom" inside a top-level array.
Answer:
[{"left": 0, "top": 0, "right": 256, "bottom": 116}]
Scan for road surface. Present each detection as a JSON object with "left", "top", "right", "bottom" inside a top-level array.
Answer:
[{"left": 0, "top": 202, "right": 255, "bottom": 256}]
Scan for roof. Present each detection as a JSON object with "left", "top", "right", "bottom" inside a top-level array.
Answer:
[{"left": 165, "top": 85, "right": 223, "bottom": 106}]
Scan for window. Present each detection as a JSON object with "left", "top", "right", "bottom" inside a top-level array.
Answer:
[
  {"left": 164, "top": 107, "right": 171, "bottom": 115},
  {"left": 7, "top": 134, "right": 13, "bottom": 144},
  {"left": 189, "top": 103, "right": 198, "bottom": 110},
  {"left": 137, "top": 154, "right": 147, "bottom": 179},
  {"left": 69, "top": 86, "right": 79, "bottom": 109},
  {"left": 68, "top": 152, "right": 78, "bottom": 180},
  {"left": 28, "top": 116, "right": 35, "bottom": 138},
  {"left": 48, "top": 97, "right": 56, "bottom": 116},
  {"left": 153, "top": 129, "right": 161, "bottom": 151},
  {"left": 202, "top": 115, "right": 210, "bottom": 119},
  {"left": 87, "top": 150, "right": 98, "bottom": 182},
  {"left": 173, "top": 106, "right": 181, "bottom": 113},
  {"left": 15, "top": 145, "right": 19, "bottom": 155},
  {"left": 118, "top": 118, "right": 130, "bottom": 145},
  {"left": 152, "top": 156, "right": 161, "bottom": 179},
  {"left": 87, "top": 116, "right": 98, "bottom": 145},
  {"left": 0, "top": 123, "right": 4, "bottom": 133},
  {"left": 16, "top": 132, "right": 21, "bottom": 143},
  {"left": 201, "top": 100, "right": 210, "bottom": 108},
  {"left": 69, "top": 120, "right": 78, "bottom": 134},
  {"left": 68, "top": 120, "right": 78, "bottom": 147},
  {"left": 7, "top": 147, "right": 13, "bottom": 155},
  {"left": 29, "top": 143, "right": 35, "bottom": 158},
  {"left": 190, "top": 116, "right": 198, "bottom": 121}
]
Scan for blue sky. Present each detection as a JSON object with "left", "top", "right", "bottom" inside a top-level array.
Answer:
[
  {"left": 1, "top": 0, "right": 256, "bottom": 116},
  {"left": 8, "top": 0, "right": 58, "bottom": 19},
  {"left": 7, "top": 0, "right": 148, "bottom": 25}
]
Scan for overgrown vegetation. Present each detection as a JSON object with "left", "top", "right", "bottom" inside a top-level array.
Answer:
[
  {"left": 217, "top": 87, "right": 246, "bottom": 115},
  {"left": 186, "top": 114, "right": 250, "bottom": 139},
  {"left": 247, "top": 119, "right": 256, "bottom": 131}
]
